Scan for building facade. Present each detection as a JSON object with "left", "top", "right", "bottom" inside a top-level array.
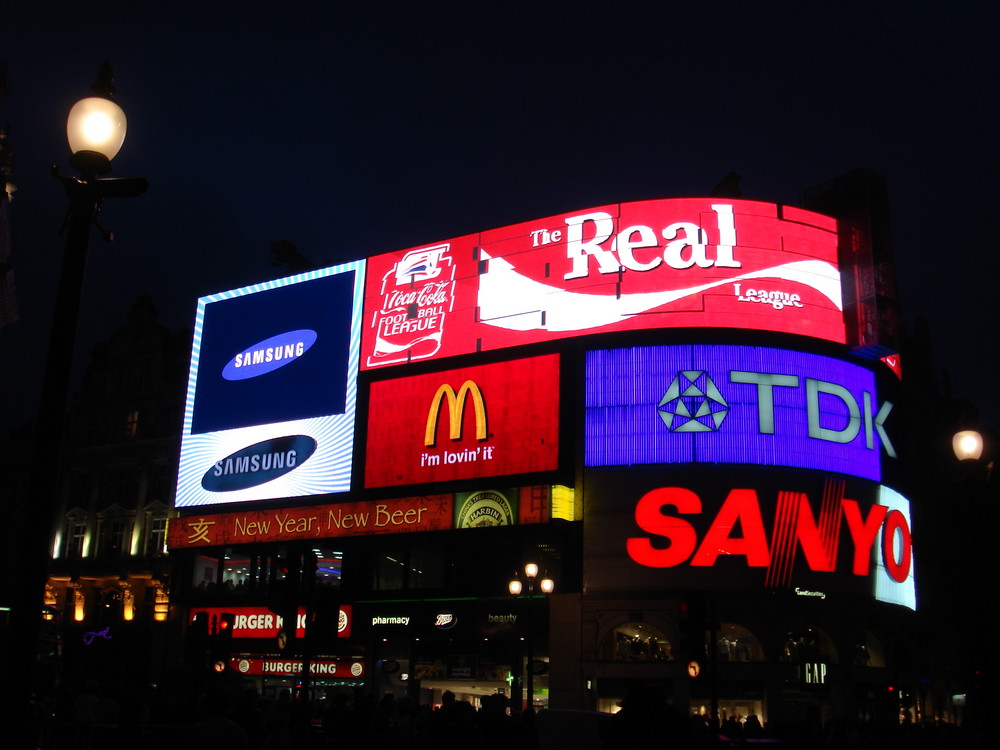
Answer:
[
  {"left": 42, "top": 295, "right": 188, "bottom": 689},
  {"left": 161, "top": 185, "right": 960, "bottom": 737}
]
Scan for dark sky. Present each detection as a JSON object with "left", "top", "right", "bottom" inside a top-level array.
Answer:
[{"left": 2, "top": 1, "right": 999, "bottom": 435}]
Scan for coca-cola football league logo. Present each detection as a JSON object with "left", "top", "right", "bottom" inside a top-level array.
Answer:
[{"left": 367, "top": 244, "right": 456, "bottom": 367}]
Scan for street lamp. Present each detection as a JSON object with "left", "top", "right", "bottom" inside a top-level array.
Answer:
[
  {"left": 508, "top": 563, "right": 555, "bottom": 712},
  {"left": 1, "top": 62, "right": 147, "bottom": 746},
  {"left": 66, "top": 91, "right": 127, "bottom": 177},
  {"left": 953, "top": 430, "right": 984, "bottom": 462}
]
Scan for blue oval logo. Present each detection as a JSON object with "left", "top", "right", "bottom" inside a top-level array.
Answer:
[
  {"left": 202, "top": 435, "right": 317, "bottom": 491},
  {"left": 222, "top": 329, "right": 318, "bottom": 381}
]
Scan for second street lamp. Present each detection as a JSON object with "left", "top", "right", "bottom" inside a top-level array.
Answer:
[{"left": 508, "top": 563, "right": 555, "bottom": 712}]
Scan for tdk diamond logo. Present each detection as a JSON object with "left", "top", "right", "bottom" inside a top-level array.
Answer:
[{"left": 657, "top": 371, "right": 730, "bottom": 432}]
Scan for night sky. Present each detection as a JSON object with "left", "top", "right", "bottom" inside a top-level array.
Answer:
[{"left": 2, "top": 1, "right": 999, "bottom": 435}]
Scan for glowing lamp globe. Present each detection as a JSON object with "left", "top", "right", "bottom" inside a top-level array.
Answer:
[
  {"left": 953, "top": 430, "right": 984, "bottom": 462},
  {"left": 67, "top": 96, "right": 127, "bottom": 175}
]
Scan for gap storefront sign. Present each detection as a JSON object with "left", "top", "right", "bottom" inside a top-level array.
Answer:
[
  {"left": 585, "top": 344, "right": 896, "bottom": 482},
  {"left": 176, "top": 261, "right": 365, "bottom": 507},
  {"left": 362, "top": 198, "right": 844, "bottom": 370}
]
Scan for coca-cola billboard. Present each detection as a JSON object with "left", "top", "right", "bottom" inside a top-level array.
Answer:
[{"left": 362, "top": 198, "right": 844, "bottom": 370}]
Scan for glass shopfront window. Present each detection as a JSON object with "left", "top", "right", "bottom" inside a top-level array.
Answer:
[{"left": 600, "top": 622, "right": 673, "bottom": 661}]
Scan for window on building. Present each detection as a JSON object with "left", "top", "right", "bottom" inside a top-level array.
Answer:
[
  {"left": 371, "top": 542, "right": 445, "bottom": 591},
  {"left": 96, "top": 508, "right": 134, "bottom": 558},
  {"left": 194, "top": 554, "right": 218, "bottom": 591},
  {"left": 781, "top": 626, "right": 837, "bottom": 664},
  {"left": 850, "top": 630, "right": 886, "bottom": 667},
  {"left": 374, "top": 548, "right": 407, "bottom": 591},
  {"left": 312, "top": 548, "right": 343, "bottom": 589},
  {"left": 600, "top": 622, "right": 674, "bottom": 661},
  {"left": 145, "top": 513, "right": 168, "bottom": 557},
  {"left": 222, "top": 552, "right": 252, "bottom": 591},
  {"left": 65, "top": 510, "right": 88, "bottom": 558},
  {"left": 125, "top": 409, "right": 140, "bottom": 439},
  {"left": 716, "top": 623, "right": 765, "bottom": 662}
]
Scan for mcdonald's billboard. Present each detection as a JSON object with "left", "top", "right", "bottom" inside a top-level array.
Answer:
[{"left": 364, "top": 354, "right": 561, "bottom": 487}]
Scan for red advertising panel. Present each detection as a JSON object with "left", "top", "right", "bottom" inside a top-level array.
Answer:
[
  {"left": 167, "top": 496, "right": 454, "bottom": 549},
  {"left": 365, "top": 355, "right": 560, "bottom": 487},
  {"left": 229, "top": 656, "right": 365, "bottom": 679},
  {"left": 584, "top": 467, "right": 915, "bottom": 609},
  {"left": 362, "top": 198, "right": 844, "bottom": 369},
  {"left": 168, "top": 485, "right": 558, "bottom": 549},
  {"left": 189, "top": 605, "right": 353, "bottom": 638}
]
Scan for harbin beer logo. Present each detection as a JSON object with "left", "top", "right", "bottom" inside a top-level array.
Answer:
[
  {"left": 368, "top": 244, "right": 456, "bottom": 367},
  {"left": 455, "top": 490, "right": 515, "bottom": 528}
]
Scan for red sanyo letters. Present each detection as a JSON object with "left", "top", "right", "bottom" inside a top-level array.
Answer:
[{"left": 627, "top": 486, "right": 912, "bottom": 583}]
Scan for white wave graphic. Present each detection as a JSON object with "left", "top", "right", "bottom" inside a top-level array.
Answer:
[{"left": 477, "top": 251, "right": 842, "bottom": 332}]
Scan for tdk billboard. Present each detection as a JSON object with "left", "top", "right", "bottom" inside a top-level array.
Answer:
[
  {"left": 585, "top": 344, "right": 896, "bottom": 482},
  {"left": 176, "top": 261, "right": 365, "bottom": 507}
]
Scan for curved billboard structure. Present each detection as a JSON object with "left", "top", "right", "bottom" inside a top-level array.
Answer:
[{"left": 363, "top": 198, "right": 844, "bottom": 369}]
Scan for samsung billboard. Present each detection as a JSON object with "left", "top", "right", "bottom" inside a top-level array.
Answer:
[
  {"left": 362, "top": 198, "right": 844, "bottom": 369},
  {"left": 585, "top": 344, "right": 896, "bottom": 482},
  {"left": 176, "top": 262, "right": 365, "bottom": 508}
]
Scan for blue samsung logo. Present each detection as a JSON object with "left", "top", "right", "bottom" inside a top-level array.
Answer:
[
  {"left": 202, "top": 435, "right": 317, "bottom": 491},
  {"left": 222, "top": 329, "right": 318, "bottom": 381}
]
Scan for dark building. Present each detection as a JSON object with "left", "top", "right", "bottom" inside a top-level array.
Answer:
[{"left": 42, "top": 295, "right": 188, "bottom": 689}]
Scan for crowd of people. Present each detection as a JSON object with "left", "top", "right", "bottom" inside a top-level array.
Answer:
[{"left": 29, "top": 676, "right": 988, "bottom": 749}]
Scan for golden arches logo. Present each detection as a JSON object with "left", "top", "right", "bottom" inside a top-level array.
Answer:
[{"left": 424, "top": 380, "right": 487, "bottom": 446}]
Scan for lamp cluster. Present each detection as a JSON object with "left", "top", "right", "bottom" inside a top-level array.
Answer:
[{"left": 508, "top": 562, "right": 555, "bottom": 596}]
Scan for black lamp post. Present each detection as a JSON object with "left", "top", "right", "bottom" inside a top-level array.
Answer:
[
  {"left": 1, "top": 62, "right": 146, "bottom": 747},
  {"left": 508, "top": 562, "right": 554, "bottom": 712}
]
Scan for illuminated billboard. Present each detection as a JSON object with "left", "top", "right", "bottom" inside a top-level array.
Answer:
[
  {"left": 364, "top": 355, "right": 560, "bottom": 487},
  {"left": 167, "top": 486, "right": 566, "bottom": 549},
  {"left": 362, "top": 198, "right": 844, "bottom": 369},
  {"left": 227, "top": 657, "right": 365, "bottom": 679},
  {"left": 190, "top": 605, "right": 353, "bottom": 638},
  {"left": 585, "top": 344, "right": 895, "bottom": 482},
  {"left": 176, "top": 262, "right": 365, "bottom": 508},
  {"left": 584, "top": 469, "right": 915, "bottom": 609}
]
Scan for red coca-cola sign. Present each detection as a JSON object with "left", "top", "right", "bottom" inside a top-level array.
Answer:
[{"left": 362, "top": 198, "right": 844, "bottom": 369}]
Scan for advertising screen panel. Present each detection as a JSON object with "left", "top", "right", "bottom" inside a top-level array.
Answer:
[
  {"left": 176, "top": 262, "right": 365, "bottom": 507},
  {"left": 365, "top": 355, "right": 560, "bottom": 487},
  {"left": 585, "top": 344, "right": 896, "bottom": 482},
  {"left": 584, "top": 468, "right": 915, "bottom": 609},
  {"left": 227, "top": 657, "right": 365, "bottom": 679},
  {"left": 362, "top": 198, "right": 844, "bottom": 369},
  {"left": 167, "top": 486, "right": 561, "bottom": 550},
  {"left": 190, "top": 605, "right": 353, "bottom": 639}
]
